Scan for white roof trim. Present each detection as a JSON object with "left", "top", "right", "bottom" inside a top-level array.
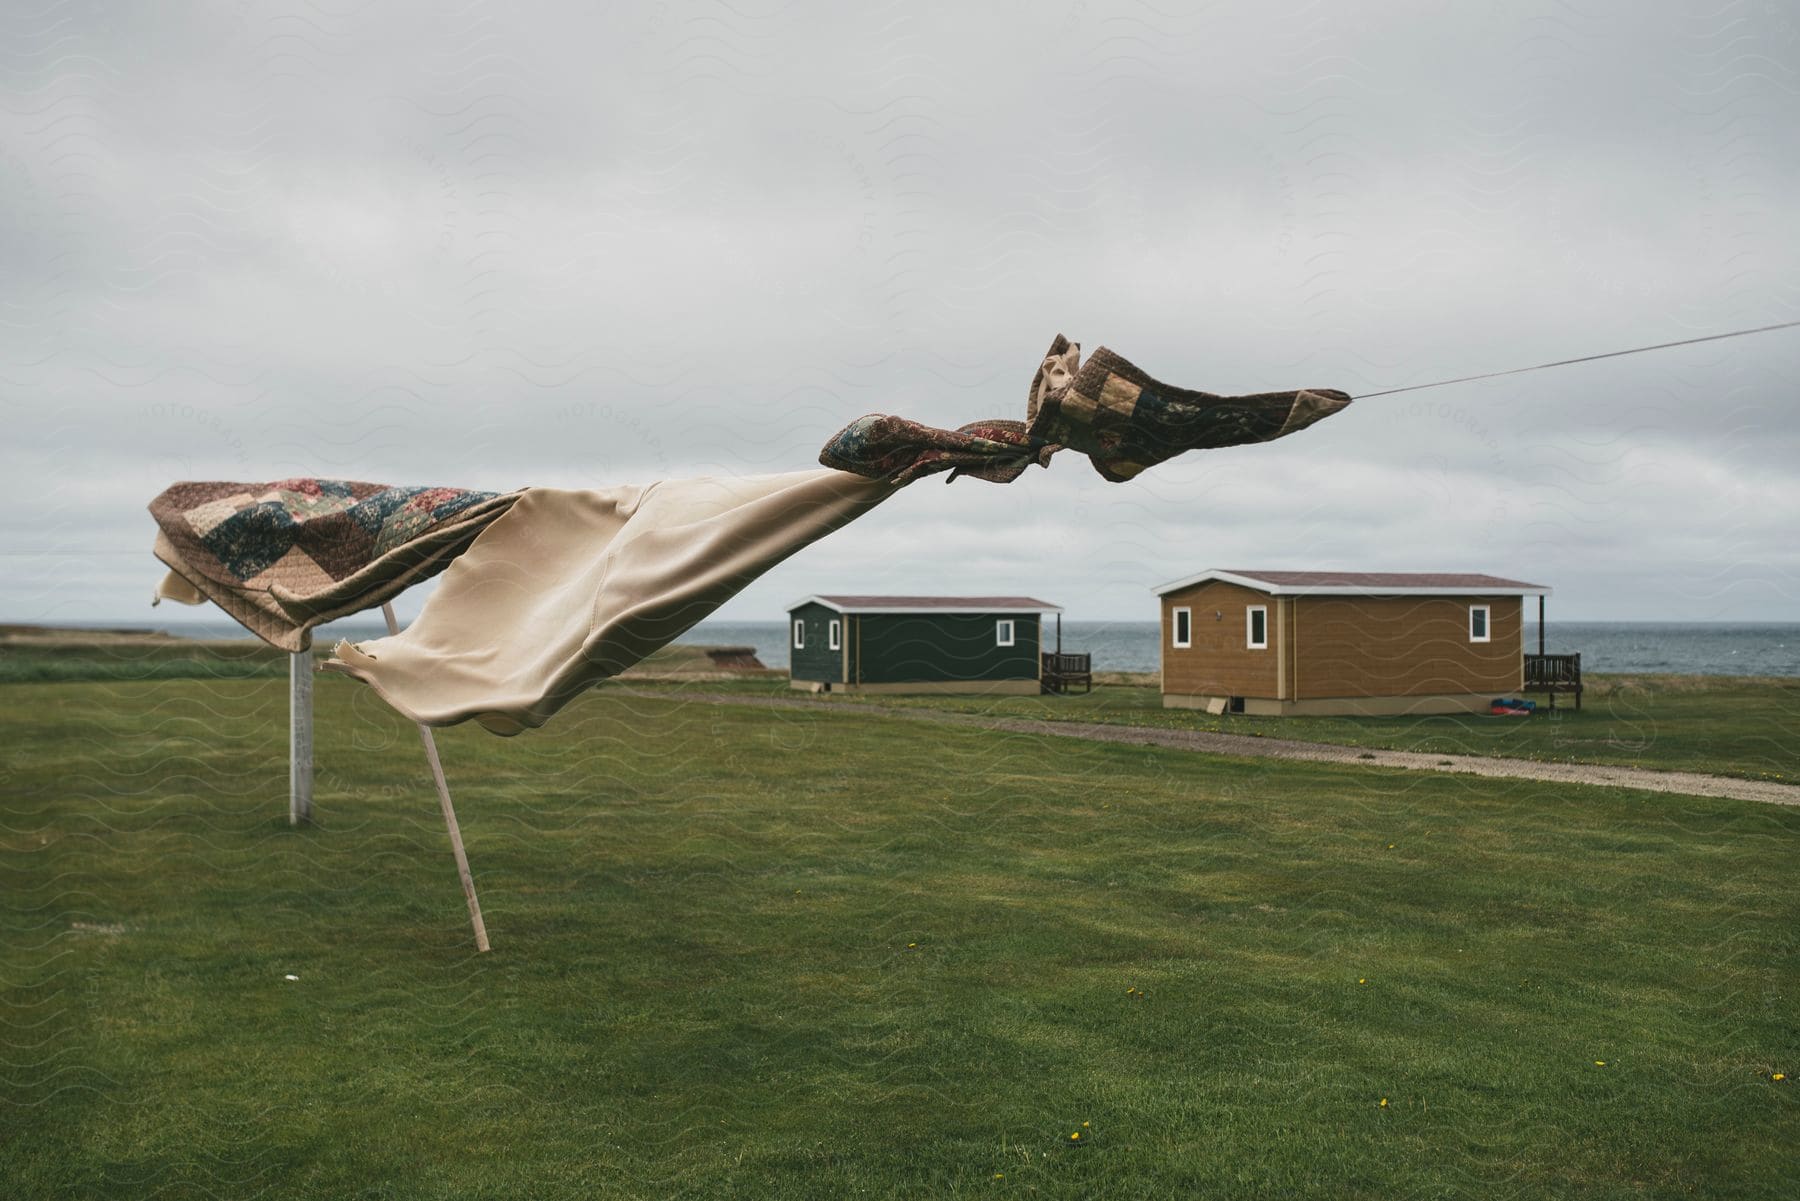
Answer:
[
  {"left": 1151, "top": 570, "right": 1551, "bottom": 598},
  {"left": 787, "top": 596, "right": 1064, "bottom": 615}
]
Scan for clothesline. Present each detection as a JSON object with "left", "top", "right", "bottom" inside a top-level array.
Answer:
[
  {"left": 1355, "top": 318, "right": 1800, "bottom": 400},
  {"left": 142, "top": 323, "right": 1788, "bottom": 950},
  {"left": 148, "top": 320, "right": 1797, "bottom": 731}
]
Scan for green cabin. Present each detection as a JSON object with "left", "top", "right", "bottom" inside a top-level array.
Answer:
[{"left": 786, "top": 595, "right": 1064, "bottom": 695}]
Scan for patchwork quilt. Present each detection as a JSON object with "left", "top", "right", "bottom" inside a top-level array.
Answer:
[
  {"left": 821, "top": 334, "right": 1351, "bottom": 483},
  {"left": 149, "top": 478, "right": 520, "bottom": 651},
  {"left": 818, "top": 416, "right": 1056, "bottom": 485}
]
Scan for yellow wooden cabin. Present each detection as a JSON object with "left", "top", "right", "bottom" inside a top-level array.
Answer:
[{"left": 1154, "top": 569, "right": 1558, "bottom": 716}]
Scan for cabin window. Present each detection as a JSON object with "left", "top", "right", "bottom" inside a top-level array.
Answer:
[
  {"left": 828, "top": 619, "right": 841, "bottom": 651},
  {"left": 1246, "top": 606, "right": 1268, "bottom": 649},
  {"left": 1172, "top": 607, "right": 1192, "bottom": 648},
  {"left": 996, "top": 619, "right": 1015, "bottom": 647},
  {"left": 793, "top": 619, "right": 805, "bottom": 650},
  {"left": 1469, "top": 604, "right": 1491, "bottom": 643}
]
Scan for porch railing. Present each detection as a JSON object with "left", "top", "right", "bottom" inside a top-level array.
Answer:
[{"left": 1523, "top": 652, "right": 1583, "bottom": 710}]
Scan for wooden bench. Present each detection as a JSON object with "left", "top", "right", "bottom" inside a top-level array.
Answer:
[{"left": 1041, "top": 651, "right": 1092, "bottom": 695}]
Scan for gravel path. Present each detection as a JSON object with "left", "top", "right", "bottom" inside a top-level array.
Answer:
[{"left": 620, "top": 689, "right": 1800, "bottom": 807}]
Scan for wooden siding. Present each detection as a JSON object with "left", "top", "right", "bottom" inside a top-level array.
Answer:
[
  {"left": 788, "top": 602, "right": 844, "bottom": 683},
  {"left": 1293, "top": 595, "right": 1522, "bottom": 698},
  {"left": 1159, "top": 581, "right": 1282, "bottom": 698},
  {"left": 855, "top": 612, "right": 1040, "bottom": 683}
]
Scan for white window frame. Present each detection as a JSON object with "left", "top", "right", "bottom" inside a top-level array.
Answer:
[
  {"left": 1246, "top": 605, "right": 1268, "bottom": 650},
  {"left": 1172, "top": 607, "right": 1192, "bottom": 649},
  {"left": 1469, "top": 603, "right": 1491, "bottom": 643},
  {"left": 793, "top": 619, "right": 805, "bottom": 649},
  {"left": 828, "top": 619, "right": 841, "bottom": 650},
  {"left": 995, "top": 619, "right": 1015, "bottom": 647}
]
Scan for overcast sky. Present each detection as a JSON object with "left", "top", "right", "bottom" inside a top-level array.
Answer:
[{"left": 3, "top": 0, "right": 1796, "bottom": 624}]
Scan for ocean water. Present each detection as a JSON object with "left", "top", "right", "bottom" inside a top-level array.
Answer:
[
  {"left": 1523, "top": 622, "right": 1800, "bottom": 679},
  {"left": 86, "top": 618, "right": 1800, "bottom": 678}
]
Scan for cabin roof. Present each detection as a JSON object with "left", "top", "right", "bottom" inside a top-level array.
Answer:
[
  {"left": 790, "top": 594, "right": 1063, "bottom": 615},
  {"left": 1153, "top": 569, "right": 1551, "bottom": 598}
]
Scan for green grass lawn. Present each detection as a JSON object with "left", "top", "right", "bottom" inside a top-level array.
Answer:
[
  {"left": 0, "top": 632, "right": 293, "bottom": 682},
  {"left": 12, "top": 630, "right": 1797, "bottom": 783},
  {"left": 676, "top": 674, "right": 1800, "bottom": 784},
  {"left": 0, "top": 629, "right": 729, "bottom": 685},
  {"left": 2, "top": 677, "right": 1796, "bottom": 1198}
]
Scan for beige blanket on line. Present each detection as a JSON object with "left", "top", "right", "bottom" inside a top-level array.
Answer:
[{"left": 322, "top": 469, "right": 896, "bottom": 734}]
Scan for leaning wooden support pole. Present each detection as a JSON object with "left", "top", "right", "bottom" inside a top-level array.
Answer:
[
  {"left": 383, "top": 603, "right": 491, "bottom": 953},
  {"left": 289, "top": 652, "right": 313, "bottom": 825}
]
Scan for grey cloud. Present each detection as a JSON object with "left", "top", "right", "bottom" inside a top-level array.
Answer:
[{"left": 1, "top": 0, "right": 1796, "bottom": 624}]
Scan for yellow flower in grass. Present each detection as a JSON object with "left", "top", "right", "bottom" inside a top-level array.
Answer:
[
  {"left": 1070, "top": 1131, "right": 1081, "bottom": 1141},
  {"left": 1774, "top": 1073, "right": 1786, "bottom": 1082},
  {"left": 1595, "top": 1060, "right": 1606, "bottom": 1067},
  {"left": 1378, "top": 1097, "right": 1388, "bottom": 1108}
]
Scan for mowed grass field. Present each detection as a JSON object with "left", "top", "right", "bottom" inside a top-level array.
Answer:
[
  {"left": 3, "top": 675, "right": 1798, "bottom": 1199},
  {"left": 0, "top": 626, "right": 739, "bottom": 685},
  {"left": 685, "top": 673, "right": 1800, "bottom": 784},
  {"left": 9, "top": 627, "right": 1797, "bottom": 782}
]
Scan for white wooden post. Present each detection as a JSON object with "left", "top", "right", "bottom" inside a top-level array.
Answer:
[
  {"left": 383, "top": 603, "right": 491, "bottom": 953},
  {"left": 289, "top": 652, "right": 313, "bottom": 825}
]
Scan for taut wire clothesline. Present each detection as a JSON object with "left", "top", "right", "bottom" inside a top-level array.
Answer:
[
  {"left": 149, "top": 320, "right": 1791, "bottom": 950},
  {"left": 1355, "top": 318, "right": 1800, "bottom": 400}
]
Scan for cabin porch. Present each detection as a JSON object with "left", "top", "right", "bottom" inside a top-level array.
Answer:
[{"left": 1521, "top": 594, "right": 1583, "bottom": 709}]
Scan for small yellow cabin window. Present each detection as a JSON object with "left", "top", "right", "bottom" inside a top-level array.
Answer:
[
  {"left": 1246, "top": 606, "right": 1268, "bottom": 650},
  {"left": 1469, "top": 604, "right": 1491, "bottom": 643},
  {"left": 1172, "top": 608, "right": 1192, "bottom": 648}
]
